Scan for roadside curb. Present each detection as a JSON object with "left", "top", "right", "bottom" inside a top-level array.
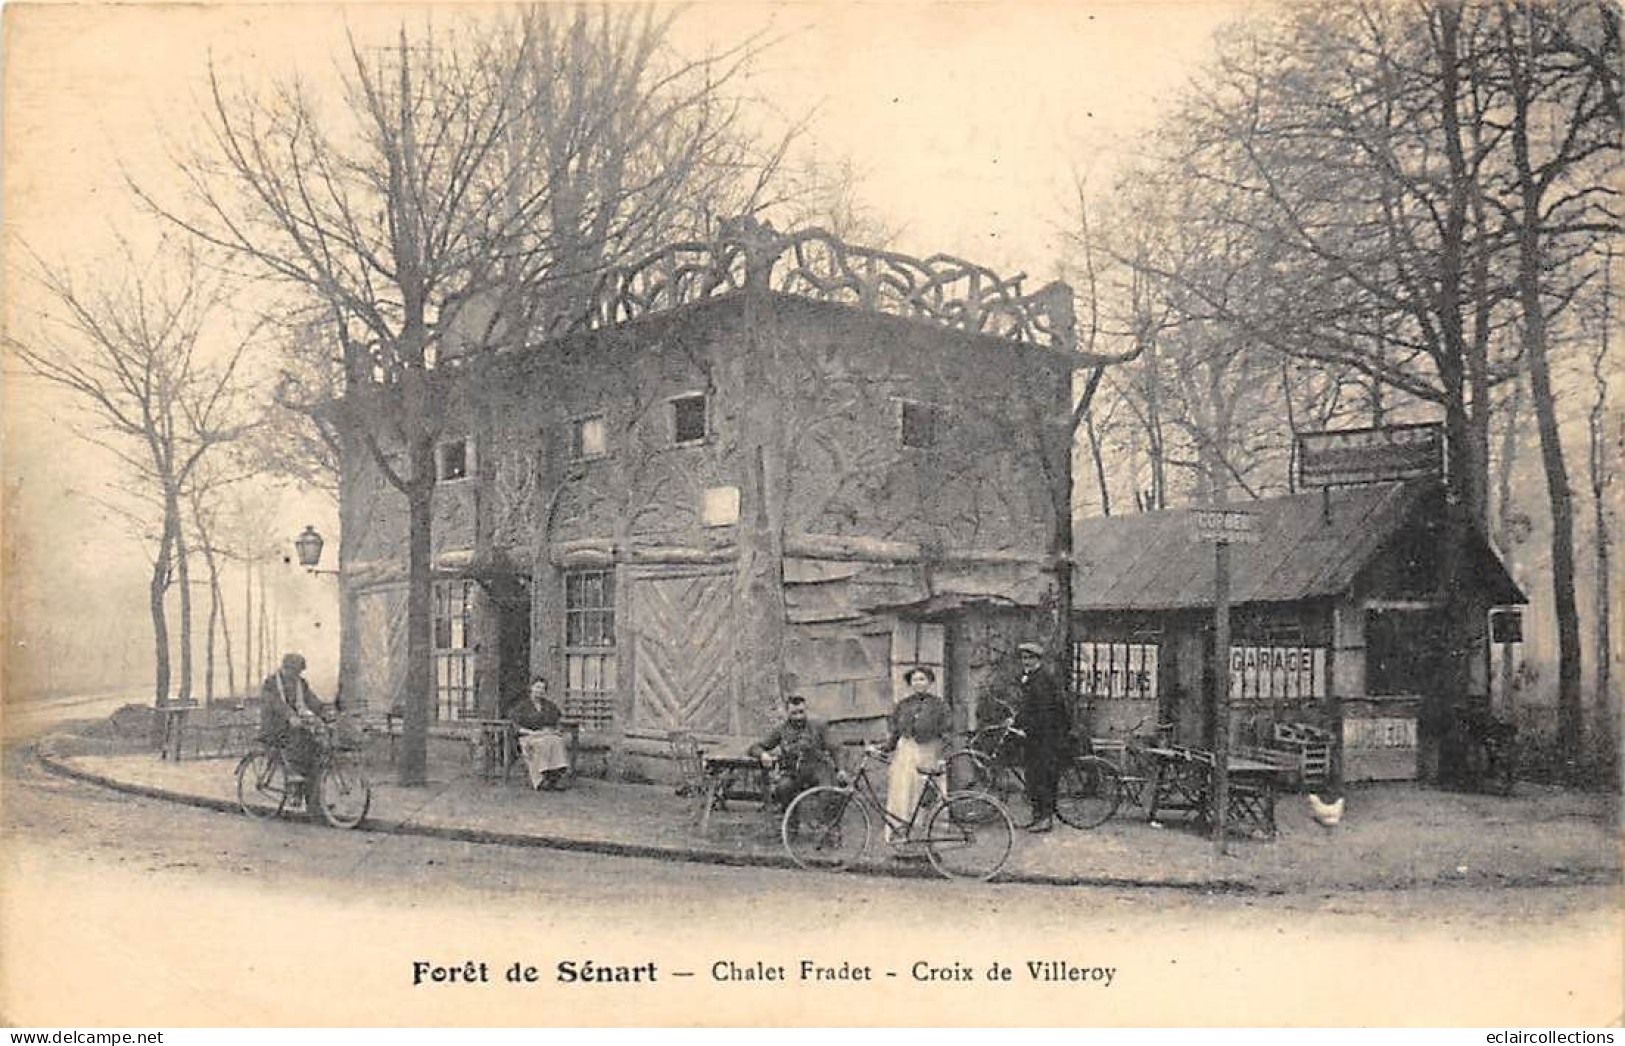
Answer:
[
  {"left": 33, "top": 740, "right": 1620, "bottom": 893},
  {"left": 32, "top": 739, "right": 1264, "bottom": 893}
]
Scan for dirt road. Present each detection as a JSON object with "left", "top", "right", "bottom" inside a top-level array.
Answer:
[{"left": 3, "top": 737, "right": 1618, "bottom": 1027}]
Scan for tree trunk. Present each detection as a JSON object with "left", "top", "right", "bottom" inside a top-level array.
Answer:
[
  {"left": 150, "top": 517, "right": 174, "bottom": 707},
  {"left": 1146, "top": 341, "right": 1166, "bottom": 510},
  {"left": 1084, "top": 407, "right": 1111, "bottom": 516},
  {"left": 1423, "top": 5, "right": 1483, "bottom": 785},
  {"left": 192, "top": 498, "right": 223, "bottom": 704},
  {"left": 217, "top": 567, "right": 236, "bottom": 702},
  {"left": 169, "top": 487, "right": 194, "bottom": 704},
  {"left": 400, "top": 462, "right": 436, "bottom": 787},
  {"left": 1495, "top": 375, "right": 1525, "bottom": 719},
  {"left": 244, "top": 558, "right": 255, "bottom": 698},
  {"left": 735, "top": 252, "right": 789, "bottom": 736},
  {"left": 1523, "top": 292, "right": 1583, "bottom": 767},
  {"left": 204, "top": 559, "right": 218, "bottom": 704},
  {"left": 1592, "top": 428, "right": 1614, "bottom": 767},
  {"left": 1507, "top": 26, "right": 1584, "bottom": 770},
  {"left": 258, "top": 562, "right": 270, "bottom": 684},
  {"left": 1589, "top": 252, "right": 1616, "bottom": 771}
]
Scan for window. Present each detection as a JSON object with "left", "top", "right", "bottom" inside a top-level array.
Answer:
[
  {"left": 671, "top": 393, "right": 707, "bottom": 445},
  {"left": 564, "top": 569, "right": 616, "bottom": 729},
  {"left": 701, "top": 485, "right": 740, "bottom": 527},
  {"left": 1365, "top": 608, "right": 1444, "bottom": 697},
  {"left": 890, "top": 620, "right": 945, "bottom": 698},
  {"left": 433, "top": 580, "right": 476, "bottom": 721},
  {"left": 898, "top": 400, "right": 939, "bottom": 448},
  {"left": 570, "top": 414, "right": 608, "bottom": 460},
  {"left": 436, "top": 438, "right": 470, "bottom": 482}
]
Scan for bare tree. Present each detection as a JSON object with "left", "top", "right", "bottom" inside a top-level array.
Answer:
[
  {"left": 1583, "top": 246, "right": 1619, "bottom": 767},
  {"left": 8, "top": 238, "right": 257, "bottom": 707},
  {"left": 140, "top": 13, "right": 806, "bottom": 783},
  {"left": 1491, "top": 0, "right": 1621, "bottom": 766}
]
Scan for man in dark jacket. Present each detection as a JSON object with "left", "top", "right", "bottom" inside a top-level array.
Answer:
[
  {"left": 260, "top": 652, "right": 326, "bottom": 781},
  {"left": 1014, "top": 642, "right": 1070, "bottom": 832},
  {"left": 750, "top": 692, "right": 838, "bottom": 808}
]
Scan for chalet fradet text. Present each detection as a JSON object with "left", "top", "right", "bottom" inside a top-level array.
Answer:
[{"left": 410, "top": 958, "right": 1117, "bottom": 988}]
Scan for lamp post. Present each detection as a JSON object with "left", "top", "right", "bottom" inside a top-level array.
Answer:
[{"left": 294, "top": 525, "right": 341, "bottom": 576}]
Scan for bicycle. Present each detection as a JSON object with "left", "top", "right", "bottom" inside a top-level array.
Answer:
[
  {"left": 944, "top": 702, "right": 1121, "bottom": 829},
  {"left": 236, "top": 716, "right": 372, "bottom": 829},
  {"left": 780, "top": 745, "right": 1016, "bottom": 881},
  {"left": 1089, "top": 715, "right": 1177, "bottom": 815}
]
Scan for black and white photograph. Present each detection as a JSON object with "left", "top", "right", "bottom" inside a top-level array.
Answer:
[{"left": 1, "top": 0, "right": 1620, "bottom": 1029}]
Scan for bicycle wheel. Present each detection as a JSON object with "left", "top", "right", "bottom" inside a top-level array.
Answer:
[
  {"left": 925, "top": 792, "right": 1014, "bottom": 882},
  {"left": 782, "top": 786, "right": 871, "bottom": 872},
  {"left": 1055, "top": 756, "right": 1122, "bottom": 829},
  {"left": 237, "top": 750, "right": 289, "bottom": 820},
  {"left": 315, "top": 760, "right": 372, "bottom": 829}
]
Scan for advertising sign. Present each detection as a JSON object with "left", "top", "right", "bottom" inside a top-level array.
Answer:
[
  {"left": 1227, "top": 646, "right": 1328, "bottom": 702},
  {"left": 1192, "top": 508, "right": 1259, "bottom": 545},
  {"left": 1073, "top": 642, "right": 1159, "bottom": 700},
  {"left": 1296, "top": 422, "right": 1445, "bottom": 488}
]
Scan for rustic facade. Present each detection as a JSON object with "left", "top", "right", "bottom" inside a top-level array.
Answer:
[
  {"left": 1069, "top": 481, "right": 1525, "bottom": 782},
  {"left": 334, "top": 223, "right": 1082, "bottom": 762}
]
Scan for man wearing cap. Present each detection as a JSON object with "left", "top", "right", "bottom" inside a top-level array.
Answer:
[
  {"left": 750, "top": 692, "right": 839, "bottom": 809},
  {"left": 1014, "top": 642, "right": 1069, "bottom": 832},
  {"left": 260, "top": 652, "right": 328, "bottom": 782}
]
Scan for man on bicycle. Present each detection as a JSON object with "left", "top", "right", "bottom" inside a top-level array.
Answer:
[
  {"left": 260, "top": 652, "right": 328, "bottom": 783},
  {"left": 750, "top": 692, "right": 839, "bottom": 809}
]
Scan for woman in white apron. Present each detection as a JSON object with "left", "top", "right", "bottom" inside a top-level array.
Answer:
[
  {"left": 884, "top": 666, "right": 951, "bottom": 840},
  {"left": 511, "top": 678, "right": 571, "bottom": 791}
]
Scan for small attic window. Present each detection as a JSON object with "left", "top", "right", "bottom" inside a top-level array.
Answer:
[
  {"left": 672, "top": 393, "right": 708, "bottom": 446},
  {"left": 702, "top": 485, "right": 740, "bottom": 527},
  {"left": 898, "top": 400, "right": 939, "bottom": 448},
  {"left": 571, "top": 414, "right": 608, "bottom": 460},
  {"left": 436, "top": 439, "right": 470, "bottom": 482}
]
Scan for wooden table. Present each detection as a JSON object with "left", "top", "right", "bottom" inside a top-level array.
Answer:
[
  {"left": 1141, "top": 746, "right": 1281, "bottom": 838},
  {"left": 694, "top": 753, "right": 772, "bottom": 836}
]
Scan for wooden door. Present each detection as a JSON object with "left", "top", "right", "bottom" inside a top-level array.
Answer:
[
  {"left": 631, "top": 572, "right": 738, "bottom": 734},
  {"left": 355, "top": 585, "right": 408, "bottom": 712}
]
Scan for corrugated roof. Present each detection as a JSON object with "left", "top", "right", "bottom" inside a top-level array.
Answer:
[{"left": 1072, "top": 481, "right": 1523, "bottom": 611}]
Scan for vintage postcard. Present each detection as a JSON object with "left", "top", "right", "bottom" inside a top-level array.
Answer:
[{"left": 2, "top": 0, "right": 1620, "bottom": 1028}]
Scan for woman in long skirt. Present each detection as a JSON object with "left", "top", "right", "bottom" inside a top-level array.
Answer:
[
  {"left": 884, "top": 666, "right": 951, "bottom": 841},
  {"left": 511, "top": 677, "right": 571, "bottom": 791}
]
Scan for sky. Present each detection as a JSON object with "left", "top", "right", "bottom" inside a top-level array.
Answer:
[{"left": 1, "top": 0, "right": 1243, "bottom": 698}]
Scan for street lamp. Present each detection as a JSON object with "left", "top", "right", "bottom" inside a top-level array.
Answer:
[{"left": 294, "top": 525, "right": 340, "bottom": 576}]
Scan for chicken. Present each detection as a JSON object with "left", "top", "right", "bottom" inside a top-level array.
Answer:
[{"left": 1307, "top": 793, "right": 1345, "bottom": 834}]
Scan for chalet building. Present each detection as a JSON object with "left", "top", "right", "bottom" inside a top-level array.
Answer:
[
  {"left": 1069, "top": 480, "right": 1525, "bottom": 782},
  {"left": 335, "top": 222, "right": 1085, "bottom": 766}
]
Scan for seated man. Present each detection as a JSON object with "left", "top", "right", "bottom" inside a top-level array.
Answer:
[
  {"left": 749, "top": 692, "right": 838, "bottom": 809},
  {"left": 259, "top": 652, "right": 327, "bottom": 783},
  {"left": 510, "top": 677, "right": 571, "bottom": 791}
]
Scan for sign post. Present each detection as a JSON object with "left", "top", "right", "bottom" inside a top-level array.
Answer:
[{"left": 1194, "top": 507, "right": 1259, "bottom": 856}]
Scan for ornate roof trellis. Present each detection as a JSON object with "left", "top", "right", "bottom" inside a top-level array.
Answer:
[{"left": 556, "top": 217, "right": 1079, "bottom": 352}]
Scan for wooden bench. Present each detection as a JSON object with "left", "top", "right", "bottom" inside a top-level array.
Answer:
[{"left": 371, "top": 713, "right": 603, "bottom": 782}]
